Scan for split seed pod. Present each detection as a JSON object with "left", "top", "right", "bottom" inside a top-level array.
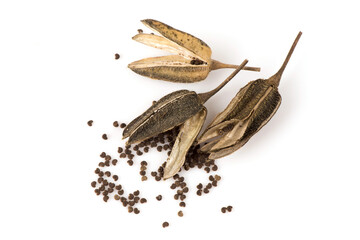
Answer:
[
  {"left": 122, "top": 60, "right": 249, "bottom": 148},
  {"left": 128, "top": 19, "right": 260, "bottom": 83},
  {"left": 197, "top": 32, "right": 302, "bottom": 160}
]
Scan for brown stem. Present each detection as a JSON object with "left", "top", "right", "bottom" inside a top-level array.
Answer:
[
  {"left": 211, "top": 59, "right": 260, "bottom": 72},
  {"left": 268, "top": 31, "right": 302, "bottom": 87},
  {"left": 198, "top": 59, "right": 248, "bottom": 103}
]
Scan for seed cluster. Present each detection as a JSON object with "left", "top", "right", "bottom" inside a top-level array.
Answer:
[{"left": 90, "top": 119, "right": 227, "bottom": 228}]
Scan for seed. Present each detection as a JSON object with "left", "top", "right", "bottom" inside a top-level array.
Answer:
[
  {"left": 118, "top": 189, "right": 124, "bottom": 195},
  {"left": 120, "top": 153, "right": 126, "bottom": 158},
  {"left": 180, "top": 182, "right": 186, "bottom": 188},
  {"left": 204, "top": 167, "right": 210, "bottom": 173},
  {"left": 221, "top": 207, "right": 227, "bottom": 213},
  {"left": 115, "top": 184, "right": 122, "bottom": 190},
  {"left": 162, "top": 222, "right": 169, "bottom": 228},
  {"left": 115, "top": 53, "right": 120, "bottom": 60},
  {"left": 227, "top": 206, "right": 233, "bottom": 212},
  {"left": 100, "top": 152, "right": 106, "bottom": 158},
  {"left": 151, "top": 172, "right": 157, "bottom": 177},
  {"left": 118, "top": 147, "right": 123, "bottom": 153},
  {"left": 120, "top": 123, "right": 126, "bottom": 128},
  {"left": 94, "top": 189, "right": 100, "bottom": 195},
  {"left": 151, "top": 142, "right": 157, "bottom": 148},
  {"left": 141, "top": 161, "right": 147, "bottom": 166},
  {"left": 114, "top": 195, "right": 120, "bottom": 200},
  {"left": 144, "top": 147, "right": 149, "bottom": 153},
  {"left": 125, "top": 149, "right": 132, "bottom": 154},
  {"left": 140, "top": 170, "right": 146, "bottom": 176},
  {"left": 105, "top": 171, "right": 111, "bottom": 177},
  {"left": 127, "top": 160, "right": 134, "bottom": 166},
  {"left": 179, "top": 202, "right": 186, "bottom": 207},
  {"left": 112, "top": 159, "right": 118, "bottom": 166},
  {"left": 98, "top": 162, "right": 105, "bottom": 167},
  {"left": 128, "top": 206, "right": 133, "bottom": 213},
  {"left": 209, "top": 175, "right": 214, "bottom": 181},
  {"left": 137, "top": 29, "right": 143, "bottom": 33},
  {"left": 136, "top": 150, "right": 143, "bottom": 156},
  {"left": 102, "top": 180, "right": 108, "bottom": 186},
  {"left": 108, "top": 188, "right": 114, "bottom": 193},
  {"left": 105, "top": 155, "right": 111, "bottom": 161},
  {"left": 102, "top": 134, "right": 108, "bottom": 140},
  {"left": 183, "top": 187, "right": 189, "bottom": 193},
  {"left": 120, "top": 197, "right": 126, "bottom": 202},
  {"left": 178, "top": 211, "right": 183, "bottom": 217},
  {"left": 140, "top": 166, "right": 147, "bottom": 171},
  {"left": 91, "top": 181, "right": 96, "bottom": 188},
  {"left": 140, "top": 198, "right": 147, "bottom": 203},
  {"left": 157, "top": 146, "right": 163, "bottom": 152},
  {"left": 170, "top": 183, "right": 176, "bottom": 189},
  {"left": 206, "top": 183, "right": 212, "bottom": 189},
  {"left": 212, "top": 165, "right": 218, "bottom": 171},
  {"left": 196, "top": 183, "right": 203, "bottom": 189},
  {"left": 180, "top": 195, "right": 186, "bottom": 201},
  {"left": 177, "top": 190, "right": 183, "bottom": 195},
  {"left": 196, "top": 190, "right": 202, "bottom": 196},
  {"left": 128, "top": 194, "right": 134, "bottom": 200},
  {"left": 155, "top": 176, "right": 161, "bottom": 181},
  {"left": 203, "top": 188, "right": 209, "bottom": 194},
  {"left": 212, "top": 181, "right": 218, "bottom": 187},
  {"left": 109, "top": 182, "right": 115, "bottom": 188},
  {"left": 174, "top": 194, "right": 179, "bottom": 200},
  {"left": 156, "top": 195, "right": 162, "bottom": 201},
  {"left": 215, "top": 175, "right": 221, "bottom": 181},
  {"left": 122, "top": 201, "right": 128, "bottom": 207},
  {"left": 113, "top": 121, "right": 119, "bottom": 127},
  {"left": 103, "top": 196, "right": 109, "bottom": 202},
  {"left": 133, "top": 190, "right": 140, "bottom": 196},
  {"left": 141, "top": 176, "right": 148, "bottom": 181},
  {"left": 134, "top": 208, "right": 140, "bottom": 214},
  {"left": 95, "top": 168, "right": 100, "bottom": 174},
  {"left": 105, "top": 160, "right": 110, "bottom": 167},
  {"left": 99, "top": 186, "right": 105, "bottom": 191},
  {"left": 87, "top": 120, "right": 93, "bottom": 126}
]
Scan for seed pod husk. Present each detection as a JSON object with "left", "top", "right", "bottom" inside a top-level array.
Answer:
[
  {"left": 128, "top": 19, "right": 260, "bottom": 83},
  {"left": 163, "top": 107, "right": 207, "bottom": 179},
  {"left": 198, "top": 32, "right": 302, "bottom": 159},
  {"left": 123, "top": 60, "right": 249, "bottom": 146}
]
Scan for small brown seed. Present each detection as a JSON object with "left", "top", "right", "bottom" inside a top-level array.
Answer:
[
  {"left": 140, "top": 170, "right": 146, "bottom": 176},
  {"left": 178, "top": 211, "right": 184, "bottom": 218},
  {"left": 209, "top": 175, "right": 214, "bottom": 181},
  {"left": 140, "top": 198, "right": 147, "bottom": 203},
  {"left": 128, "top": 206, "right": 133, "bottom": 213},
  {"left": 197, "top": 183, "right": 203, "bottom": 189},
  {"left": 97, "top": 178, "right": 103, "bottom": 184},
  {"left": 120, "top": 123, "right": 126, "bottom": 128},
  {"left": 212, "top": 181, "right": 218, "bottom": 187},
  {"left": 134, "top": 208, "right": 140, "bottom": 214},
  {"left": 141, "top": 176, "right": 148, "bottom": 181},
  {"left": 134, "top": 190, "right": 140, "bottom": 196},
  {"left": 162, "top": 222, "right": 169, "bottom": 228},
  {"left": 179, "top": 202, "right": 186, "bottom": 207},
  {"left": 180, "top": 195, "right": 186, "bottom": 201},
  {"left": 118, "top": 147, "right": 123, "bottom": 153},
  {"left": 105, "top": 171, "right": 111, "bottom": 177},
  {"left": 102, "top": 134, "right": 108, "bottom": 140},
  {"left": 128, "top": 194, "right": 134, "bottom": 200},
  {"left": 98, "top": 171, "right": 104, "bottom": 177},
  {"left": 196, "top": 190, "right": 202, "bottom": 196},
  {"left": 183, "top": 187, "right": 189, "bottom": 193},
  {"left": 151, "top": 171, "right": 157, "bottom": 177},
  {"left": 155, "top": 176, "right": 161, "bottom": 181},
  {"left": 156, "top": 146, "right": 163, "bottom": 152},
  {"left": 120, "top": 153, "right": 126, "bottom": 158},
  {"left": 156, "top": 195, "right": 162, "bottom": 201},
  {"left": 127, "top": 160, "right": 134, "bottom": 166},
  {"left": 95, "top": 168, "right": 100, "bottom": 174},
  {"left": 215, "top": 175, "right": 221, "bottom": 181},
  {"left": 103, "top": 195, "right": 109, "bottom": 202},
  {"left": 94, "top": 189, "right": 100, "bottom": 195},
  {"left": 98, "top": 162, "right": 105, "bottom": 167},
  {"left": 105, "top": 155, "right": 111, "bottom": 161},
  {"left": 113, "top": 121, "right": 119, "bottom": 127},
  {"left": 204, "top": 188, "right": 209, "bottom": 194},
  {"left": 221, "top": 207, "right": 227, "bottom": 213},
  {"left": 227, "top": 206, "right": 233, "bottom": 212},
  {"left": 212, "top": 165, "right": 218, "bottom": 171},
  {"left": 91, "top": 181, "right": 97, "bottom": 188},
  {"left": 118, "top": 189, "right": 124, "bottom": 195},
  {"left": 100, "top": 152, "right": 106, "bottom": 158},
  {"left": 115, "top": 184, "right": 122, "bottom": 190},
  {"left": 87, "top": 120, "right": 93, "bottom": 126},
  {"left": 143, "top": 147, "right": 149, "bottom": 153},
  {"left": 170, "top": 183, "right": 176, "bottom": 189},
  {"left": 105, "top": 160, "right": 110, "bottom": 167},
  {"left": 114, "top": 194, "right": 120, "bottom": 200},
  {"left": 137, "top": 29, "right": 143, "bottom": 33},
  {"left": 204, "top": 167, "right": 210, "bottom": 173},
  {"left": 174, "top": 194, "right": 179, "bottom": 200},
  {"left": 109, "top": 182, "right": 115, "bottom": 189},
  {"left": 115, "top": 53, "right": 120, "bottom": 60},
  {"left": 112, "top": 159, "right": 118, "bottom": 166},
  {"left": 136, "top": 150, "right": 143, "bottom": 156},
  {"left": 108, "top": 188, "right": 114, "bottom": 193}
]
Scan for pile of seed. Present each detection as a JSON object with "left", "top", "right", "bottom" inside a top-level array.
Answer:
[{"left": 89, "top": 119, "right": 227, "bottom": 227}]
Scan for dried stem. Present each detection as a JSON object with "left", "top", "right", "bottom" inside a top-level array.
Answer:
[
  {"left": 268, "top": 31, "right": 302, "bottom": 87},
  {"left": 198, "top": 59, "right": 248, "bottom": 103},
  {"left": 211, "top": 59, "right": 260, "bottom": 72}
]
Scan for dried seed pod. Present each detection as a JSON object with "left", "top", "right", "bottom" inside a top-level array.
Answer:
[
  {"left": 123, "top": 60, "right": 248, "bottom": 146},
  {"left": 128, "top": 19, "right": 260, "bottom": 83},
  {"left": 198, "top": 32, "right": 302, "bottom": 160}
]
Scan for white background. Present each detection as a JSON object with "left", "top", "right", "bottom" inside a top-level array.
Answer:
[{"left": 1, "top": 0, "right": 359, "bottom": 239}]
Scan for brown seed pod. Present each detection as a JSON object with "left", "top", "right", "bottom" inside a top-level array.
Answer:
[
  {"left": 198, "top": 32, "right": 302, "bottom": 160},
  {"left": 128, "top": 19, "right": 260, "bottom": 83}
]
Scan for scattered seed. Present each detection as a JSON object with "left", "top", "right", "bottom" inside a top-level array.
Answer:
[
  {"left": 105, "top": 160, "right": 110, "bottom": 167},
  {"left": 215, "top": 175, "right": 221, "bottom": 181},
  {"left": 156, "top": 195, "right": 162, "bottom": 201},
  {"left": 196, "top": 190, "right": 202, "bottom": 196},
  {"left": 103, "top": 196, "right": 109, "bottom": 202},
  {"left": 128, "top": 194, "right": 134, "bottom": 200},
  {"left": 227, "top": 206, "right": 233, "bottom": 212},
  {"left": 120, "top": 123, "right": 126, "bottom": 128},
  {"left": 140, "top": 198, "right": 147, "bottom": 203},
  {"left": 102, "top": 134, "right": 108, "bottom": 140},
  {"left": 91, "top": 181, "right": 97, "bottom": 188},
  {"left": 100, "top": 152, "right": 106, "bottom": 158},
  {"left": 162, "top": 222, "right": 169, "bottom": 228},
  {"left": 179, "top": 202, "right": 186, "bottom": 207},
  {"left": 137, "top": 29, "right": 143, "bottom": 33},
  {"left": 115, "top": 53, "right": 120, "bottom": 60},
  {"left": 141, "top": 176, "right": 148, "bottom": 181},
  {"left": 113, "top": 121, "right": 119, "bottom": 127},
  {"left": 98, "top": 162, "right": 105, "bottom": 167},
  {"left": 212, "top": 165, "right": 218, "bottom": 171},
  {"left": 87, "top": 120, "right": 93, "bottom": 126},
  {"left": 134, "top": 208, "right": 140, "bottom": 214},
  {"left": 105, "top": 171, "right": 111, "bottom": 177},
  {"left": 115, "top": 184, "right": 122, "bottom": 190},
  {"left": 178, "top": 211, "right": 183, "bottom": 217},
  {"left": 221, "top": 207, "right": 227, "bottom": 213},
  {"left": 197, "top": 183, "right": 203, "bottom": 189},
  {"left": 114, "top": 195, "right": 120, "bottom": 200},
  {"left": 203, "top": 188, "right": 209, "bottom": 194},
  {"left": 118, "top": 189, "right": 124, "bottom": 195},
  {"left": 120, "top": 153, "right": 126, "bottom": 158},
  {"left": 127, "top": 160, "right": 134, "bottom": 166},
  {"left": 118, "top": 147, "right": 123, "bottom": 153},
  {"left": 128, "top": 206, "right": 133, "bottom": 213},
  {"left": 112, "top": 159, "right": 118, "bottom": 166}
]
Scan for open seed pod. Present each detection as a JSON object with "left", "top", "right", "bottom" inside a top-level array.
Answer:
[
  {"left": 128, "top": 19, "right": 260, "bottom": 83},
  {"left": 197, "top": 32, "right": 302, "bottom": 160}
]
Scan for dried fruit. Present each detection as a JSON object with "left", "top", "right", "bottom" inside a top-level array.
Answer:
[
  {"left": 198, "top": 32, "right": 302, "bottom": 159},
  {"left": 123, "top": 60, "right": 248, "bottom": 146},
  {"left": 128, "top": 19, "right": 259, "bottom": 83}
]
